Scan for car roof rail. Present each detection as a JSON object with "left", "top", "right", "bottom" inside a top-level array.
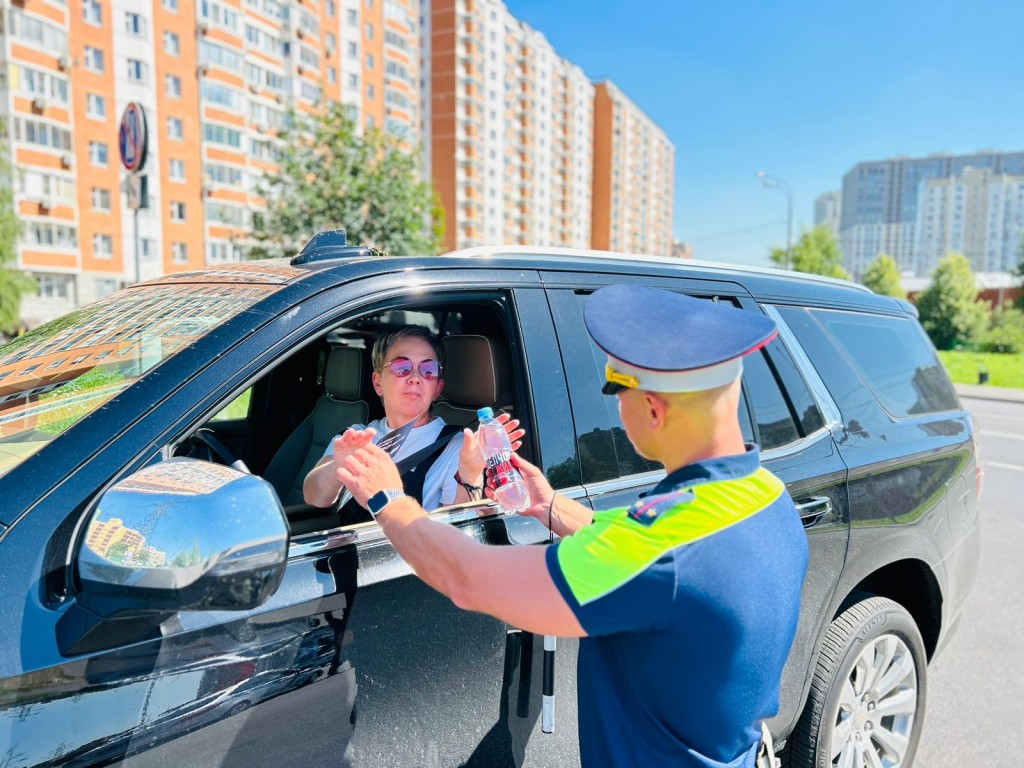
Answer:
[{"left": 290, "top": 229, "right": 381, "bottom": 266}]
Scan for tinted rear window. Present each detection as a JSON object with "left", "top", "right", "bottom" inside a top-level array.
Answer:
[{"left": 778, "top": 307, "right": 958, "bottom": 417}]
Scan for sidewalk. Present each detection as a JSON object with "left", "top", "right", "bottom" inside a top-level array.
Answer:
[{"left": 955, "top": 383, "right": 1024, "bottom": 404}]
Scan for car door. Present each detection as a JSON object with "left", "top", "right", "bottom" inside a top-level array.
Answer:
[{"left": 0, "top": 268, "right": 576, "bottom": 768}]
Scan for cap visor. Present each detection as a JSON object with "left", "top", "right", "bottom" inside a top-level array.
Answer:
[{"left": 602, "top": 381, "right": 628, "bottom": 395}]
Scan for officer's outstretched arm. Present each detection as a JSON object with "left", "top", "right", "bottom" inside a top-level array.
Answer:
[{"left": 336, "top": 443, "right": 587, "bottom": 637}]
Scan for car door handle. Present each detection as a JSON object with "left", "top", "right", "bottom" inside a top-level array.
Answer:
[{"left": 795, "top": 496, "right": 833, "bottom": 527}]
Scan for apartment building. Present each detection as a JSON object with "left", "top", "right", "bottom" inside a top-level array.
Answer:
[
  {"left": 915, "top": 166, "right": 1024, "bottom": 275},
  {"left": 1, "top": 0, "right": 420, "bottom": 326},
  {"left": 591, "top": 80, "right": 673, "bottom": 257},
  {"left": 427, "top": 0, "right": 593, "bottom": 251},
  {"left": 838, "top": 151, "right": 1024, "bottom": 279}
]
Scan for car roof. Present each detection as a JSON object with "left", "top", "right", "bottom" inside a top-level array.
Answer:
[{"left": 142, "top": 245, "right": 903, "bottom": 317}]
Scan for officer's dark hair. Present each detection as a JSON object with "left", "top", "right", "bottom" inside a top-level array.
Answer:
[{"left": 372, "top": 325, "right": 445, "bottom": 374}]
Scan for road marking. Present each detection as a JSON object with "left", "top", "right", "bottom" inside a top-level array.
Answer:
[
  {"left": 979, "top": 430, "right": 1024, "bottom": 441},
  {"left": 984, "top": 462, "right": 1024, "bottom": 472}
]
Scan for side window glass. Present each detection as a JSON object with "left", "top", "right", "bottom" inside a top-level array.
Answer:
[
  {"left": 741, "top": 350, "right": 801, "bottom": 450},
  {"left": 764, "top": 338, "right": 825, "bottom": 435},
  {"left": 807, "top": 309, "right": 958, "bottom": 416},
  {"left": 210, "top": 388, "right": 251, "bottom": 421}
]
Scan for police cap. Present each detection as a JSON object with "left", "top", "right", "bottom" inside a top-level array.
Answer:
[{"left": 584, "top": 284, "right": 778, "bottom": 395}]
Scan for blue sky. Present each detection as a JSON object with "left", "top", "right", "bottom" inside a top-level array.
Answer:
[{"left": 504, "top": 0, "right": 1024, "bottom": 267}]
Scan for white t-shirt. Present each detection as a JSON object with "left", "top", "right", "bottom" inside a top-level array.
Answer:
[{"left": 324, "top": 417, "right": 463, "bottom": 511}]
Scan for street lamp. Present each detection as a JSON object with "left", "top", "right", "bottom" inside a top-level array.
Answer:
[{"left": 757, "top": 170, "right": 793, "bottom": 270}]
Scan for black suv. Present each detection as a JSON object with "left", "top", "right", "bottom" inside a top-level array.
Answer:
[{"left": 0, "top": 238, "right": 980, "bottom": 768}]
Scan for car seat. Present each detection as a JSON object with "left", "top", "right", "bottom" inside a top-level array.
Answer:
[
  {"left": 432, "top": 334, "right": 512, "bottom": 426},
  {"left": 263, "top": 346, "right": 369, "bottom": 506}
]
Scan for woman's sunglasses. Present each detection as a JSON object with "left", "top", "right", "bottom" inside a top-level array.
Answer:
[{"left": 380, "top": 357, "right": 443, "bottom": 380}]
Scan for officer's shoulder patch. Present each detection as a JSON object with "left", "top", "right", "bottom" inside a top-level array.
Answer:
[{"left": 626, "top": 488, "right": 695, "bottom": 527}]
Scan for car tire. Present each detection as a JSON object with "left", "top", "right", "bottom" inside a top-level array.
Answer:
[{"left": 786, "top": 593, "right": 927, "bottom": 768}]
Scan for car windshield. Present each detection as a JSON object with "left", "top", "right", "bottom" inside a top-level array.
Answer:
[{"left": 0, "top": 282, "right": 279, "bottom": 478}]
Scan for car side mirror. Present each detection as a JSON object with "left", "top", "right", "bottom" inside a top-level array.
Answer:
[{"left": 58, "top": 458, "right": 289, "bottom": 656}]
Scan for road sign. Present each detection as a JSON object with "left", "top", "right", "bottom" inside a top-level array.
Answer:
[
  {"left": 118, "top": 102, "right": 148, "bottom": 172},
  {"left": 125, "top": 173, "right": 148, "bottom": 211}
]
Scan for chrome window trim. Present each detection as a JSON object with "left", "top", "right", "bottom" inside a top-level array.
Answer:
[
  {"left": 583, "top": 470, "right": 664, "bottom": 500},
  {"left": 761, "top": 303, "right": 843, "bottom": 429},
  {"left": 287, "top": 486, "right": 588, "bottom": 559}
]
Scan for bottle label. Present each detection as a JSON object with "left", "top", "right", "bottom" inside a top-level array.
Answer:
[{"left": 486, "top": 451, "right": 516, "bottom": 487}]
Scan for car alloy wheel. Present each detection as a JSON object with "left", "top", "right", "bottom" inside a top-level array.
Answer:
[{"left": 787, "top": 593, "right": 927, "bottom": 768}]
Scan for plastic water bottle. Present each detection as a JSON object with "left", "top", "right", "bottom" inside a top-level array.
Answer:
[{"left": 477, "top": 407, "right": 530, "bottom": 514}]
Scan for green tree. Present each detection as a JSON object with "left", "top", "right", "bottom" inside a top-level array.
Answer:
[
  {"left": 914, "top": 253, "right": 989, "bottom": 350},
  {"left": 861, "top": 253, "right": 906, "bottom": 298},
  {"left": 979, "top": 303, "right": 1024, "bottom": 354},
  {"left": 0, "top": 125, "right": 35, "bottom": 334},
  {"left": 249, "top": 104, "right": 443, "bottom": 258},
  {"left": 769, "top": 225, "right": 850, "bottom": 279}
]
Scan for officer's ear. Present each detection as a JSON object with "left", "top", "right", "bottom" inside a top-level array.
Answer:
[{"left": 642, "top": 392, "right": 670, "bottom": 430}]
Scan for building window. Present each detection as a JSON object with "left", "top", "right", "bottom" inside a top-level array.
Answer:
[
  {"left": 126, "top": 59, "right": 147, "bottom": 83},
  {"left": 167, "top": 117, "right": 184, "bottom": 140},
  {"left": 366, "top": 84, "right": 374, "bottom": 100},
  {"left": 365, "top": 22, "right": 373, "bottom": 39},
  {"left": 37, "top": 274, "right": 73, "bottom": 299},
  {"left": 347, "top": 73, "right": 358, "bottom": 89},
  {"left": 86, "top": 93, "right": 106, "bottom": 120},
  {"left": 163, "top": 30, "right": 180, "bottom": 55},
  {"left": 163, "top": 0, "right": 178, "bottom": 10},
  {"left": 82, "top": 0, "right": 102, "bottom": 25},
  {"left": 124, "top": 11, "right": 144, "bottom": 36},
  {"left": 327, "top": 66, "right": 336, "bottom": 84},
  {"left": 170, "top": 201, "right": 186, "bottom": 221},
  {"left": 92, "top": 233, "right": 114, "bottom": 258},
  {"left": 365, "top": 53, "right": 373, "bottom": 69},
  {"left": 169, "top": 159, "right": 185, "bottom": 181},
  {"left": 91, "top": 187, "right": 111, "bottom": 211},
  {"left": 326, "top": 0, "right": 335, "bottom": 15},
  {"left": 84, "top": 46, "right": 105, "bottom": 73},
  {"left": 172, "top": 242, "right": 188, "bottom": 263},
  {"left": 89, "top": 141, "right": 109, "bottom": 166},
  {"left": 165, "top": 74, "right": 182, "bottom": 98},
  {"left": 141, "top": 238, "right": 155, "bottom": 258},
  {"left": 347, "top": 41, "right": 357, "bottom": 58}
]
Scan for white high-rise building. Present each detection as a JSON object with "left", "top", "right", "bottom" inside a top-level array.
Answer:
[
  {"left": 838, "top": 151, "right": 1024, "bottom": 279},
  {"left": 915, "top": 167, "right": 1024, "bottom": 274}
]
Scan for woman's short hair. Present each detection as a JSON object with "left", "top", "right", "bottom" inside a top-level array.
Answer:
[{"left": 372, "top": 325, "right": 445, "bottom": 373}]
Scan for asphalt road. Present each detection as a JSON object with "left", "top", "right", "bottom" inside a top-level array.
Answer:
[{"left": 915, "top": 396, "right": 1024, "bottom": 768}]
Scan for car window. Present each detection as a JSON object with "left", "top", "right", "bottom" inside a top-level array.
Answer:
[
  {"left": 741, "top": 349, "right": 801, "bottom": 450},
  {"left": 763, "top": 338, "right": 825, "bottom": 436},
  {"left": 0, "top": 283, "right": 279, "bottom": 478},
  {"left": 780, "top": 307, "right": 959, "bottom": 417}
]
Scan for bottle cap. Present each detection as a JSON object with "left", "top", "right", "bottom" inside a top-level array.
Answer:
[{"left": 477, "top": 406, "right": 494, "bottom": 420}]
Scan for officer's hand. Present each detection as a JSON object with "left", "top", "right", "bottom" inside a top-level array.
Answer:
[
  {"left": 335, "top": 442, "right": 402, "bottom": 508},
  {"left": 332, "top": 427, "right": 376, "bottom": 479},
  {"left": 483, "top": 453, "right": 553, "bottom": 520}
]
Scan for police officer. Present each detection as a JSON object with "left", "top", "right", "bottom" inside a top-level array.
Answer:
[{"left": 334, "top": 284, "right": 809, "bottom": 768}]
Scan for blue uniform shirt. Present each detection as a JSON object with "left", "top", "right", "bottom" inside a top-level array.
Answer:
[{"left": 545, "top": 445, "right": 809, "bottom": 768}]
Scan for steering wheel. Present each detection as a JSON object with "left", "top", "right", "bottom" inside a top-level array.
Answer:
[{"left": 188, "top": 428, "right": 251, "bottom": 474}]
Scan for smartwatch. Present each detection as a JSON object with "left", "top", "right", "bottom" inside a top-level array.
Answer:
[{"left": 367, "top": 489, "right": 406, "bottom": 518}]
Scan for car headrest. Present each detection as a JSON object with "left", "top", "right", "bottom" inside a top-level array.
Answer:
[
  {"left": 325, "top": 347, "right": 364, "bottom": 401},
  {"left": 440, "top": 335, "right": 509, "bottom": 407}
]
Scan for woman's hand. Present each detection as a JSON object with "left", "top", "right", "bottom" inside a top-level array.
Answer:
[
  {"left": 335, "top": 442, "right": 403, "bottom": 508},
  {"left": 332, "top": 427, "right": 376, "bottom": 481},
  {"left": 458, "top": 413, "right": 524, "bottom": 483}
]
